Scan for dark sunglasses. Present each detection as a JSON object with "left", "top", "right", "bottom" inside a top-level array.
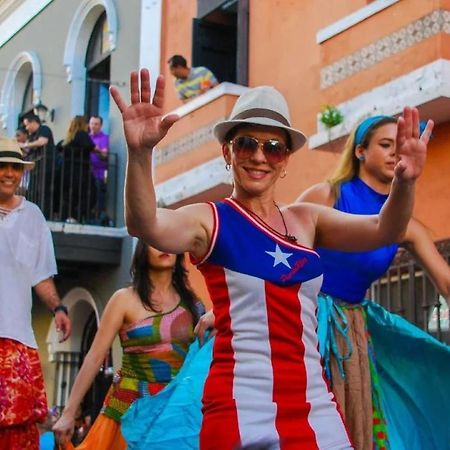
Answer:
[
  {"left": 229, "top": 136, "right": 289, "bottom": 164},
  {"left": 0, "top": 162, "right": 24, "bottom": 171}
]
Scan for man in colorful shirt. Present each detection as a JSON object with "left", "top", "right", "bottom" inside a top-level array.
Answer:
[{"left": 168, "top": 54, "right": 218, "bottom": 102}]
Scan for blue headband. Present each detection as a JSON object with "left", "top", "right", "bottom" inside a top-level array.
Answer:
[
  {"left": 354, "top": 115, "right": 430, "bottom": 147},
  {"left": 354, "top": 115, "right": 393, "bottom": 146}
]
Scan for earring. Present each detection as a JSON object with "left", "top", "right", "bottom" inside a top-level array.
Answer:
[
  {"left": 225, "top": 163, "right": 231, "bottom": 171},
  {"left": 280, "top": 169, "right": 287, "bottom": 179},
  {"left": 358, "top": 156, "right": 365, "bottom": 161}
]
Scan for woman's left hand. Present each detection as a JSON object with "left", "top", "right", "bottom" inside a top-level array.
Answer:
[
  {"left": 194, "top": 309, "right": 216, "bottom": 345},
  {"left": 395, "top": 107, "right": 433, "bottom": 181},
  {"left": 52, "top": 412, "right": 75, "bottom": 445}
]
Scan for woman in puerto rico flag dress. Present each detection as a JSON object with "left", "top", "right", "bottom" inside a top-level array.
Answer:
[{"left": 109, "top": 69, "right": 432, "bottom": 449}]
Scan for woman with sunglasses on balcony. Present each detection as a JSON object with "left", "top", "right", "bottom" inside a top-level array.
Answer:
[
  {"left": 53, "top": 239, "right": 202, "bottom": 449},
  {"left": 297, "top": 115, "right": 450, "bottom": 450},
  {"left": 110, "top": 69, "right": 432, "bottom": 450}
]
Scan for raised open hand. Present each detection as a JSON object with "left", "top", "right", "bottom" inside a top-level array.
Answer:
[
  {"left": 395, "top": 107, "right": 433, "bottom": 181},
  {"left": 110, "top": 69, "right": 179, "bottom": 153}
]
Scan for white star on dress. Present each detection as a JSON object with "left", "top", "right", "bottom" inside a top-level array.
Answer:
[{"left": 265, "top": 244, "right": 293, "bottom": 268}]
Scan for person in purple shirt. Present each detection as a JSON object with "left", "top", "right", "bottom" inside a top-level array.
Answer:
[{"left": 88, "top": 115, "right": 110, "bottom": 224}]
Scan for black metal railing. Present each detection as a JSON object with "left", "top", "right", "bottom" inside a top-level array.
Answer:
[
  {"left": 21, "top": 145, "right": 118, "bottom": 226},
  {"left": 370, "top": 240, "right": 450, "bottom": 344},
  {"left": 54, "top": 351, "right": 81, "bottom": 411}
]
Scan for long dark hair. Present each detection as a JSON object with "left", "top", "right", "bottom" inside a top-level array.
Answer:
[{"left": 129, "top": 239, "right": 200, "bottom": 325}]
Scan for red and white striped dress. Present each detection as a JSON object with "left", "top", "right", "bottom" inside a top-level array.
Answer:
[{"left": 196, "top": 199, "right": 353, "bottom": 450}]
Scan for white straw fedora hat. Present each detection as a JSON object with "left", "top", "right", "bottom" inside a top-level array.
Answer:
[
  {"left": 0, "top": 136, "right": 34, "bottom": 170},
  {"left": 213, "top": 86, "right": 307, "bottom": 152}
]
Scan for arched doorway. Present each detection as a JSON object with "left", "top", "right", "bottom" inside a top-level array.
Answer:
[
  {"left": 47, "top": 288, "right": 113, "bottom": 416},
  {"left": 63, "top": 0, "right": 117, "bottom": 117},
  {"left": 85, "top": 11, "right": 111, "bottom": 132},
  {"left": 0, "top": 50, "right": 43, "bottom": 135},
  {"left": 79, "top": 310, "right": 113, "bottom": 421}
]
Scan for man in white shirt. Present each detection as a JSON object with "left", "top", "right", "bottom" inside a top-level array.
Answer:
[{"left": 0, "top": 137, "right": 71, "bottom": 449}]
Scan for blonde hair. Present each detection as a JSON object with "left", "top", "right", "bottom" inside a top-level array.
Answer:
[
  {"left": 328, "top": 116, "right": 396, "bottom": 198},
  {"left": 63, "top": 115, "right": 89, "bottom": 145}
]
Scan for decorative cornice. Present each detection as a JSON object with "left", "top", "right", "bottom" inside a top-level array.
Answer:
[{"left": 321, "top": 10, "right": 450, "bottom": 89}]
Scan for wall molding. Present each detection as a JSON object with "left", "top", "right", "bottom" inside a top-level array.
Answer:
[
  {"left": 139, "top": 0, "right": 162, "bottom": 93},
  {"left": 155, "top": 118, "right": 225, "bottom": 166},
  {"left": 321, "top": 9, "right": 450, "bottom": 89},
  {"left": 170, "top": 82, "right": 248, "bottom": 119},
  {"left": 0, "top": 0, "right": 53, "bottom": 48},
  {"left": 317, "top": 0, "right": 400, "bottom": 44},
  {"left": 310, "top": 59, "right": 450, "bottom": 149},
  {"left": 155, "top": 156, "right": 231, "bottom": 206}
]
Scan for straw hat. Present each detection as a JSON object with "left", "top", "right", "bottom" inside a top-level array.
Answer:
[
  {"left": 213, "top": 86, "right": 307, "bottom": 152},
  {"left": 0, "top": 136, "right": 34, "bottom": 170}
]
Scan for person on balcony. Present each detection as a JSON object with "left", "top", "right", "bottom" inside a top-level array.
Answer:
[
  {"left": 297, "top": 115, "right": 450, "bottom": 450},
  {"left": 0, "top": 137, "right": 71, "bottom": 450},
  {"left": 168, "top": 54, "right": 218, "bottom": 103},
  {"left": 59, "top": 116, "right": 96, "bottom": 223},
  {"left": 52, "top": 240, "right": 203, "bottom": 449},
  {"left": 20, "top": 114, "right": 57, "bottom": 217},
  {"left": 88, "top": 115, "right": 110, "bottom": 224},
  {"left": 21, "top": 114, "right": 55, "bottom": 162},
  {"left": 109, "top": 68, "right": 432, "bottom": 449}
]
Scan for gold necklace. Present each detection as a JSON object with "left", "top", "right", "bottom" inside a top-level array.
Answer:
[{"left": 231, "top": 198, "right": 298, "bottom": 243}]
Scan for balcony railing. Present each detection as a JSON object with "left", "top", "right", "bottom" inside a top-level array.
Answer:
[
  {"left": 370, "top": 240, "right": 450, "bottom": 344},
  {"left": 21, "top": 145, "right": 118, "bottom": 226}
]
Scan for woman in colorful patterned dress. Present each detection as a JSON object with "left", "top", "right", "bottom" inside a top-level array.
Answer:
[
  {"left": 110, "top": 69, "right": 432, "bottom": 449},
  {"left": 53, "top": 239, "right": 201, "bottom": 448},
  {"left": 297, "top": 115, "right": 450, "bottom": 450}
]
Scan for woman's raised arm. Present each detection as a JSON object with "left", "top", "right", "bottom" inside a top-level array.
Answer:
[{"left": 110, "top": 69, "right": 212, "bottom": 257}]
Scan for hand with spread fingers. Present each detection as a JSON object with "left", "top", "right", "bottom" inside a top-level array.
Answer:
[
  {"left": 395, "top": 107, "right": 433, "bottom": 181},
  {"left": 110, "top": 69, "right": 179, "bottom": 153}
]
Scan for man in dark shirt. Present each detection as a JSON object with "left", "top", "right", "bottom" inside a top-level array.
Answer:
[
  {"left": 21, "top": 114, "right": 55, "bottom": 161},
  {"left": 20, "top": 114, "right": 58, "bottom": 218}
]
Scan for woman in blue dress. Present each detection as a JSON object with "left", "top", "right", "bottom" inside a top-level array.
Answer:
[{"left": 298, "top": 115, "right": 450, "bottom": 450}]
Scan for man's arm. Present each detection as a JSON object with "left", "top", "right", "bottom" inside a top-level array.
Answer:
[
  {"left": 20, "top": 136, "right": 49, "bottom": 149},
  {"left": 34, "top": 277, "right": 71, "bottom": 341}
]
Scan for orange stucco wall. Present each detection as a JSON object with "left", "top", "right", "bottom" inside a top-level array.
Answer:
[
  {"left": 161, "top": 0, "right": 197, "bottom": 111},
  {"left": 158, "top": 0, "right": 450, "bottom": 306}
]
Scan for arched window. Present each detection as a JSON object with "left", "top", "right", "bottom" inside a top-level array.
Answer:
[
  {"left": 22, "top": 73, "right": 34, "bottom": 113},
  {"left": 19, "top": 72, "right": 35, "bottom": 125},
  {"left": 85, "top": 12, "right": 111, "bottom": 131}
]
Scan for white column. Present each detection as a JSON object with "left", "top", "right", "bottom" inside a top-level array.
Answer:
[{"left": 139, "top": 0, "right": 162, "bottom": 93}]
